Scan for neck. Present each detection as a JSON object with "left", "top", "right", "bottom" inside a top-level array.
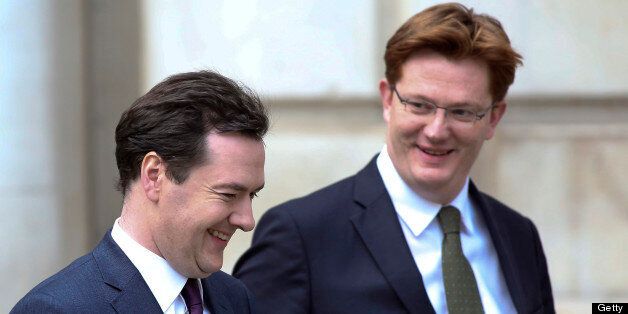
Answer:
[{"left": 119, "top": 195, "right": 161, "bottom": 256}]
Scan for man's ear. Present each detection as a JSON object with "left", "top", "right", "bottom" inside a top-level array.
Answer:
[
  {"left": 485, "top": 100, "right": 507, "bottom": 140},
  {"left": 140, "top": 152, "right": 165, "bottom": 202},
  {"left": 379, "top": 79, "right": 393, "bottom": 123}
]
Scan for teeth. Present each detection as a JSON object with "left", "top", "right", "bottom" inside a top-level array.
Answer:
[
  {"left": 209, "top": 229, "right": 230, "bottom": 241},
  {"left": 423, "top": 149, "right": 449, "bottom": 156}
]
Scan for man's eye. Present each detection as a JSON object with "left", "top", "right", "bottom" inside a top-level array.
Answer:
[
  {"left": 409, "top": 101, "right": 432, "bottom": 110},
  {"left": 221, "top": 193, "right": 237, "bottom": 199},
  {"left": 250, "top": 192, "right": 259, "bottom": 199},
  {"left": 405, "top": 101, "right": 436, "bottom": 114},
  {"left": 450, "top": 108, "right": 475, "bottom": 117}
]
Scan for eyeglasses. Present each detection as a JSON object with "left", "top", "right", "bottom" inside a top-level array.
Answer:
[{"left": 392, "top": 86, "right": 495, "bottom": 124}]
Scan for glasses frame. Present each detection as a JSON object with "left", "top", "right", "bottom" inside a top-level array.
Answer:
[{"left": 391, "top": 86, "right": 496, "bottom": 123}]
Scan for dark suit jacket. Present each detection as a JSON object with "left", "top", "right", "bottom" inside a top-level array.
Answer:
[
  {"left": 11, "top": 231, "right": 255, "bottom": 313},
  {"left": 234, "top": 156, "right": 554, "bottom": 314}
]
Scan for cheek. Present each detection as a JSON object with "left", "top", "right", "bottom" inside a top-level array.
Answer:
[
  {"left": 397, "top": 125, "right": 422, "bottom": 147},
  {"left": 457, "top": 127, "right": 489, "bottom": 147},
  {"left": 390, "top": 116, "right": 419, "bottom": 140},
  {"left": 191, "top": 203, "right": 231, "bottom": 233},
  {"left": 170, "top": 219, "right": 205, "bottom": 258},
  {"left": 454, "top": 131, "right": 487, "bottom": 164},
  {"left": 161, "top": 202, "right": 204, "bottom": 244},
  {"left": 169, "top": 187, "right": 191, "bottom": 209}
]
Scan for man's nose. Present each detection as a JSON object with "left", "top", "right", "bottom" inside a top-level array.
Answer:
[
  {"left": 230, "top": 199, "right": 256, "bottom": 232},
  {"left": 423, "top": 108, "right": 450, "bottom": 140}
]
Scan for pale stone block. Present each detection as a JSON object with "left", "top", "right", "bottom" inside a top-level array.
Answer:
[
  {"left": 476, "top": 122, "right": 628, "bottom": 300},
  {"left": 577, "top": 141, "right": 628, "bottom": 294},
  {"left": 0, "top": 127, "right": 55, "bottom": 190},
  {"left": 142, "top": 0, "right": 378, "bottom": 97},
  {"left": 490, "top": 137, "right": 577, "bottom": 293},
  {"left": 0, "top": 192, "right": 63, "bottom": 312}
]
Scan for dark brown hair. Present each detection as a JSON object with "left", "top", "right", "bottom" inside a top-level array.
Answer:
[
  {"left": 115, "top": 70, "right": 269, "bottom": 194},
  {"left": 384, "top": 2, "right": 523, "bottom": 102}
]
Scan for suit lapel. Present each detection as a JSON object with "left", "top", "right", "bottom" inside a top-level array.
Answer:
[
  {"left": 110, "top": 276, "right": 163, "bottom": 312},
  {"left": 470, "top": 182, "right": 526, "bottom": 313},
  {"left": 350, "top": 157, "right": 435, "bottom": 314},
  {"left": 93, "top": 231, "right": 162, "bottom": 313},
  {"left": 201, "top": 276, "right": 233, "bottom": 314}
]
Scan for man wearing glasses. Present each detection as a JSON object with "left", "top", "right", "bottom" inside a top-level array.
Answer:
[{"left": 235, "top": 3, "right": 554, "bottom": 313}]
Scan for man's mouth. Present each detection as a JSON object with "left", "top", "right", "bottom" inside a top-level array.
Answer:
[
  {"left": 208, "top": 229, "right": 231, "bottom": 241},
  {"left": 419, "top": 146, "right": 454, "bottom": 156}
]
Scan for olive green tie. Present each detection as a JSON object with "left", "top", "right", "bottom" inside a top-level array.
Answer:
[{"left": 438, "top": 205, "right": 484, "bottom": 314}]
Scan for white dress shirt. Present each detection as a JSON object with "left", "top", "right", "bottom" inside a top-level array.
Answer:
[
  {"left": 376, "top": 146, "right": 516, "bottom": 314},
  {"left": 111, "top": 218, "right": 210, "bottom": 314}
]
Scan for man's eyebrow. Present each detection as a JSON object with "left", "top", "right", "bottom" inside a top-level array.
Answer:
[
  {"left": 406, "top": 94, "right": 482, "bottom": 107},
  {"left": 447, "top": 100, "right": 483, "bottom": 108},
  {"left": 212, "top": 183, "right": 247, "bottom": 191},
  {"left": 409, "top": 93, "right": 482, "bottom": 108},
  {"left": 408, "top": 93, "right": 438, "bottom": 105},
  {"left": 211, "top": 183, "right": 265, "bottom": 193}
]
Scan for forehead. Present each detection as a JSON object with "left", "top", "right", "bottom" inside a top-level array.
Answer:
[
  {"left": 398, "top": 51, "right": 491, "bottom": 104},
  {"left": 190, "top": 132, "right": 265, "bottom": 187},
  {"left": 204, "top": 132, "right": 264, "bottom": 159}
]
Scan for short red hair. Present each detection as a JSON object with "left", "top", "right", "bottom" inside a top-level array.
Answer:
[{"left": 384, "top": 2, "right": 523, "bottom": 102}]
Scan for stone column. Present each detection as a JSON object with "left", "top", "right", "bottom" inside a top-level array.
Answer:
[{"left": 0, "top": 1, "right": 88, "bottom": 310}]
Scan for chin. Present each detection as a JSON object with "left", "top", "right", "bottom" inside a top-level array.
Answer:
[
  {"left": 412, "top": 167, "right": 451, "bottom": 182},
  {"left": 411, "top": 171, "right": 455, "bottom": 193},
  {"left": 200, "top": 259, "right": 222, "bottom": 275}
]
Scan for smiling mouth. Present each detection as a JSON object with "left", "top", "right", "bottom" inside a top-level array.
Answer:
[
  {"left": 208, "top": 229, "right": 231, "bottom": 241},
  {"left": 419, "top": 146, "right": 454, "bottom": 156}
]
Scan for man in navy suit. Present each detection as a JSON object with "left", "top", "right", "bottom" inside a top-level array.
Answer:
[
  {"left": 12, "top": 70, "right": 269, "bottom": 313},
  {"left": 234, "top": 3, "right": 554, "bottom": 313}
]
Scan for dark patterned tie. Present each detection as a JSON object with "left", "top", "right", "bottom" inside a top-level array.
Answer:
[
  {"left": 438, "top": 205, "right": 484, "bottom": 314},
  {"left": 181, "top": 278, "right": 203, "bottom": 314}
]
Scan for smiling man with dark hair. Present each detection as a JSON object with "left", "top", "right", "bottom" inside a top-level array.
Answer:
[{"left": 12, "top": 70, "right": 269, "bottom": 313}]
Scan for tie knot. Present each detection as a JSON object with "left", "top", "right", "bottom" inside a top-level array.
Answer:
[
  {"left": 438, "top": 205, "right": 461, "bottom": 234},
  {"left": 181, "top": 278, "right": 203, "bottom": 313}
]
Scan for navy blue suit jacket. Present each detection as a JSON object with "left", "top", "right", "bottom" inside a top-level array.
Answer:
[
  {"left": 234, "top": 157, "right": 554, "bottom": 313},
  {"left": 12, "top": 231, "right": 255, "bottom": 313}
]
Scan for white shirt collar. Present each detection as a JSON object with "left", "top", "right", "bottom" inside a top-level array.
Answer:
[
  {"left": 111, "top": 218, "right": 188, "bottom": 312},
  {"left": 376, "top": 145, "right": 478, "bottom": 237}
]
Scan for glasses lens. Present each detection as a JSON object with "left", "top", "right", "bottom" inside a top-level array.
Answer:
[
  {"left": 405, "top": 101, "right": 436, "bottom": 115},
  {"left": 449, "top": 108, "right": 477, "bottom": 122}
]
